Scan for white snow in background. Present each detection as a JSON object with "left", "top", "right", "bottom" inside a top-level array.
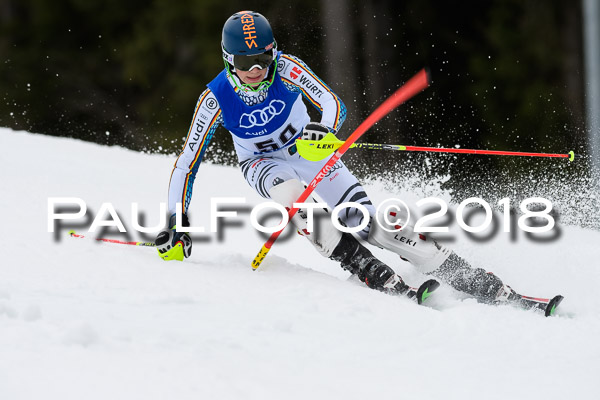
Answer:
[{"left": 0, "top": 128, "right": 599, "bottom": 400}]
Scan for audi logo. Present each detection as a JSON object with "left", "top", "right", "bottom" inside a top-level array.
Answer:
[{"left": 239, "top": 99, "right": 286, "bottom": 128}]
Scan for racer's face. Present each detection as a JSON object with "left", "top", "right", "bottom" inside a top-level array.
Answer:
[{"left": 236, "top": 67, "right": 268, "bottom": 87}]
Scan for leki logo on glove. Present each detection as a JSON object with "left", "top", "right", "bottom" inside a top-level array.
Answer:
[{"left": 239, "top": 99, "right": 285, "bottom": 128}]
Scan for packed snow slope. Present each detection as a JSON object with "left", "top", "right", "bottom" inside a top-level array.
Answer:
[{"left": 1, "top": 128, "right": 599, "bottom": 400}]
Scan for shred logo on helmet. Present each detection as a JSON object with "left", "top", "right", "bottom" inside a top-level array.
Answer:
[{"left": 239, "top": 12, "right": 258, "bottom": 49}]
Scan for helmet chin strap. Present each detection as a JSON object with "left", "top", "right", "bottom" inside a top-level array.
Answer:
[{"left": 224, "top": 55, "right": 278, "bottom": 93}]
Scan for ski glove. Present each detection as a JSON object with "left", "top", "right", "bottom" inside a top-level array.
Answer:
[
  {"left": 301, "top": 122, "right": 333, "bottom": 141},
  {"left": 155, "top": 213, "right": 192, "bottom": 261}
]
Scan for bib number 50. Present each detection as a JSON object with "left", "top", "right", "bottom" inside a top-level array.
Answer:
[{"left": 255, "top": 123, "right": 298, "bottom": 153}]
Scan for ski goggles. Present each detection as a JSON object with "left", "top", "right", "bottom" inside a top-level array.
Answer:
[{"left": 223, "top": 47, "right": 276, "bottom": 72}]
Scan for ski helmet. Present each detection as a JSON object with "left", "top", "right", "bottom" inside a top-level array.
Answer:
[{"left": 221, "top": 11, "right": 277, "bottom": 72}]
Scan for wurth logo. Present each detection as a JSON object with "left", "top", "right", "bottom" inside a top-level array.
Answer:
[
  {"left": 240, "top": 13, "right": 258, "bottom": 49},
  {"left": 299, "top": 74, "right": 325, "bottom": 98}
]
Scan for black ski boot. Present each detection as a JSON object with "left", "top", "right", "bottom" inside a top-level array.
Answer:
[
  {"left": 431, "top": 252, "right": 564, "bottom": 316},
  {"left": 430, "top": 252, "right": 504, "bottom": 303},
  {"left": 330, "top": 233, "right": 410, "bottom": 294}
]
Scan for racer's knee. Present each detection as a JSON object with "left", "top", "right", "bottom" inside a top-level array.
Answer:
[
  {"left": 367, "top": 199, "right": 451, "bottom": 273},
  {"left": 240, "top": 157, "right": 296, "bottom": 198},
  {"left": 270, "top": 179, "right": 342, "bottom": 257},
  {"left": 266, "top": 173, "right": 297, "bottom": 198}
]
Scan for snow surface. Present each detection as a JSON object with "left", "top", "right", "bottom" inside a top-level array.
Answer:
[{"left": 1, "top": 128, "right": 599, "bottom": 400}]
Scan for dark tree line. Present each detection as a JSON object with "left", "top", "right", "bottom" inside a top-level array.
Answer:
[{"left": 0, "top": 0, "right": 588, "bottom": 175}]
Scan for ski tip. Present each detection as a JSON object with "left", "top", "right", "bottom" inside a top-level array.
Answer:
[
  {"left": 417, "top": 279, "right": 440, "bottom": 305},
  {"left": 545, "top": 295, "right": 564, "bottom": 317},
  {"left": 568, "top": 151, "right": 575, "bottom": 162}
]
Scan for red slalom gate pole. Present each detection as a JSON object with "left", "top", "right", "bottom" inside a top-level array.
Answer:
[
  {"left": 69, "top": 230, "right": 156, "bottom": 247},
  {"left": 251, "top": 68, "right": 431, "bottom": 270}
]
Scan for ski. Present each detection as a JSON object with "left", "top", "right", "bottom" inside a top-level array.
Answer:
[
  {"left": 405, "top": 279, "right": 440, "bottom": 305},
  {"left": 512, "top": 294, "right": 564, "bottom": 317}
]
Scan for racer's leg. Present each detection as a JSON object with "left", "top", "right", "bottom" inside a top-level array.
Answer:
[{"left": 241, "top": 153, "right": 407, "bottom": 292}]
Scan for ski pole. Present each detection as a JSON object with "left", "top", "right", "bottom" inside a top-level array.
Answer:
[
  {"left": 69, "top": 230, "right": 156, "bottom": 247},
  {"left": 296, "top": 137, "right": 577, "bottom": 162},
  {"left": 251, "top": 68, "right": 431, "bottom": 270},
  {"left": 359, "top": 144, "right": 575, "bottom": 161}
]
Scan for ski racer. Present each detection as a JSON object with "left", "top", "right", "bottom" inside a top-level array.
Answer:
[{"left": 155, "top": 11, "right": 559, "bottom": 311}]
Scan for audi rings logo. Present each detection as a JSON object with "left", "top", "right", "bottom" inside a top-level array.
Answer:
[{"left": 239, "top": 100, "right": 286, "bottom": 128}]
